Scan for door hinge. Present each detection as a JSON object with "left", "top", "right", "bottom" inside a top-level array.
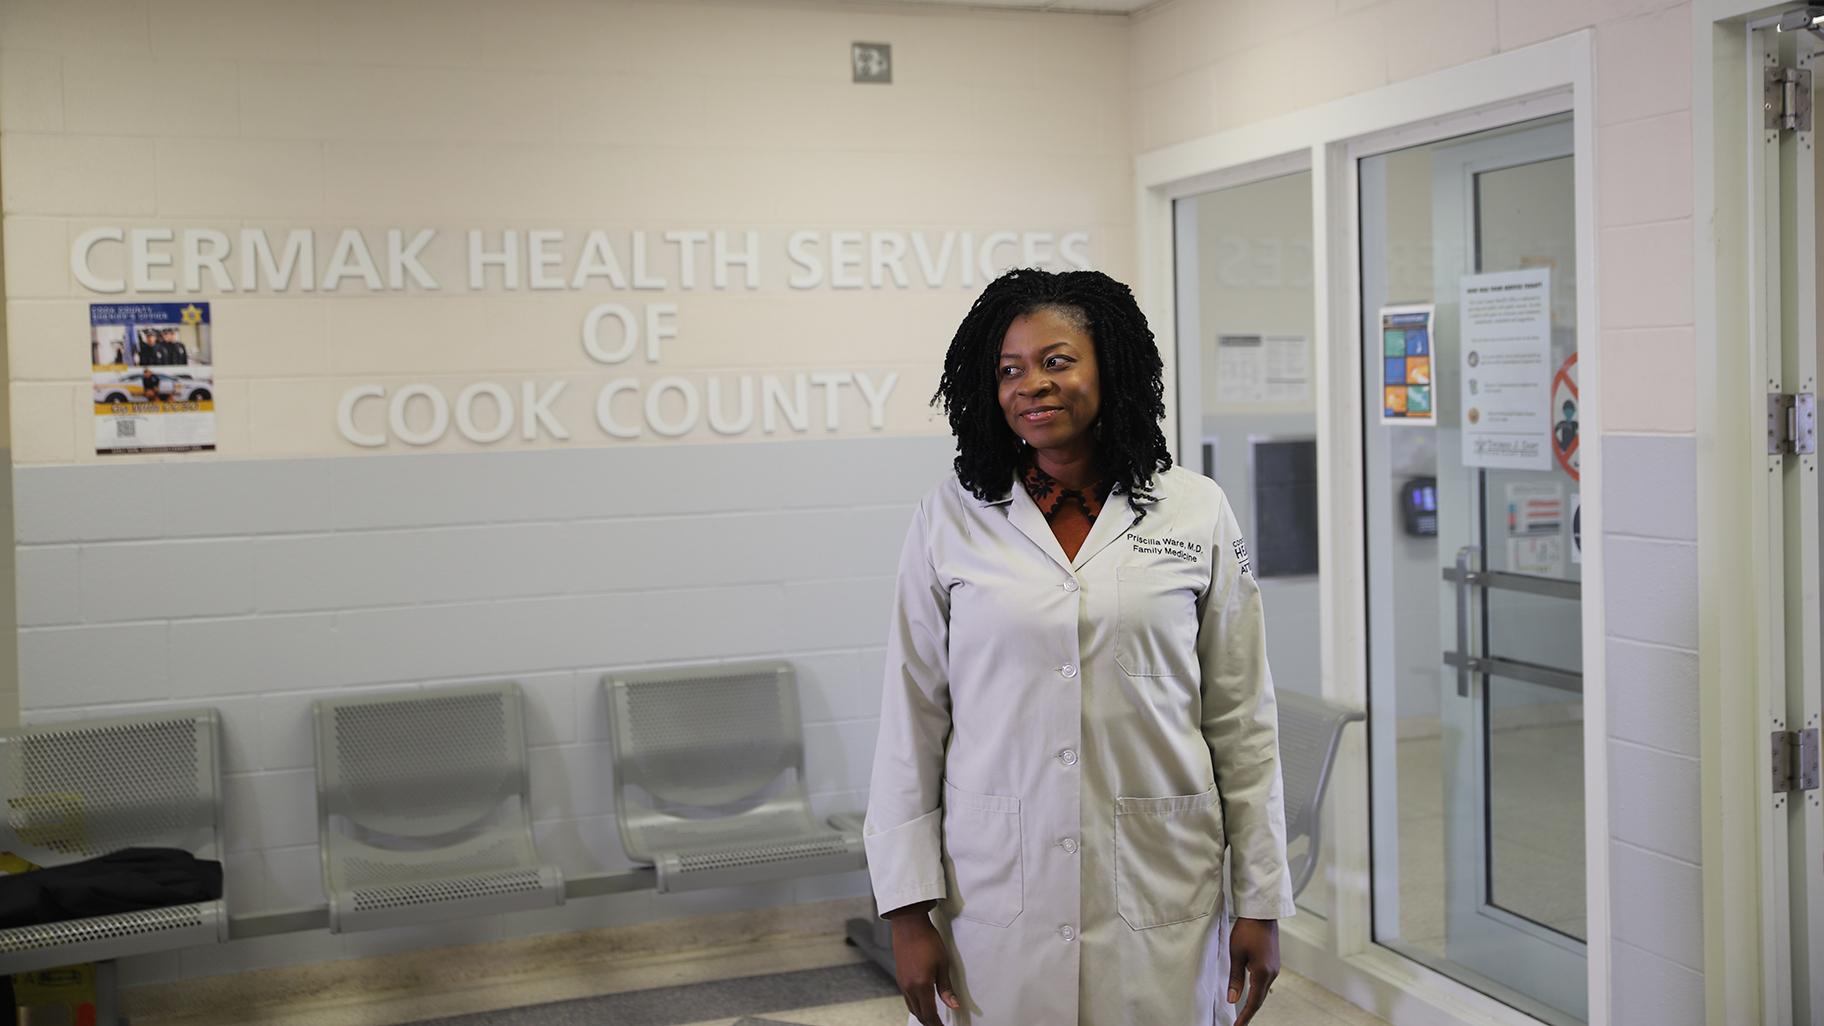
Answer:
[
  {"left": 1774, "top": 728, "right": 1821, "bottom": 793},
  {"left": 1769, "top": 391, "right": 1818, "bottom": 455},
  {"left": 1766, "top": 64, "right": 1814, "bottom": 133}
]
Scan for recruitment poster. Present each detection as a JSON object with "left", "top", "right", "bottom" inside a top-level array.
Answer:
[
  {"left": 1378, "top": 304, "right": 1434, "bottom": 425},
  {"left": 1459, "top": 268, "right": 1552, "bottom": 470},
  {"left": 90, "top": 303, "right": 216, "bottom": 455}
]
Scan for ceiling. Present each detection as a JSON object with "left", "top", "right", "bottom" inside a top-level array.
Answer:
[{"left": 853, "top": 0, "right": 1161, "bottom": 12}]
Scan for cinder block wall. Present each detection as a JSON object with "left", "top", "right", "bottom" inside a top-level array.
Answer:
[{"left": 0, "top": 0, "right": 1131, "bottom": 981}]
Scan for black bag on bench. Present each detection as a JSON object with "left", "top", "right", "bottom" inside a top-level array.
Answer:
[{"left": 0, "top": 848, "right": 222, "bottom": 928}]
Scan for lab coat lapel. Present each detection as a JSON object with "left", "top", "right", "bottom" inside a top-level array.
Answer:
[
  {"left": 1004, "top": 481, "right": 1075, "bottom": 574},
  {"left": 1070, "top": 487, "right": 1137, "bottom": 571}
]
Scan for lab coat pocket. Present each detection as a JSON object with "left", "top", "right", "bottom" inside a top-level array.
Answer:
[
  {"left": 1115, "top": 566, "right": 1197, "bottom": 677},
  {"left": 941, "top": 781, "right": 1024, "bottom": 927},
  {"left": 1114, "top": 784, "right": 1225, "bottom": 930}
]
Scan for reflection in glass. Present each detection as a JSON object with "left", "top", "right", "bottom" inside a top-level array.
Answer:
[{"left": 1172, "top": 171, "right": 1327, "bottom": 919}]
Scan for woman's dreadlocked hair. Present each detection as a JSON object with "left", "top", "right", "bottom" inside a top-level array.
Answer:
[{"left": 932, "top": 267, "right": 1172, "bottom": 503}]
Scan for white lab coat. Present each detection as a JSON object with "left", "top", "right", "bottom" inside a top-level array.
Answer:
[{"left": 864, "top": 465, "right": 1294, "bottom": 1026}]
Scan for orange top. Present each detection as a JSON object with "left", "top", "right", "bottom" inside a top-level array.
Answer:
[{"left": 1020, "top": 462, "right": 1113, "bottom": 562}]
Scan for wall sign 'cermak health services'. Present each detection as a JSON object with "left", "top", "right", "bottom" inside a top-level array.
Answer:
[{"left": 67, "top": 225, "right": 1095, "bottom": 450}]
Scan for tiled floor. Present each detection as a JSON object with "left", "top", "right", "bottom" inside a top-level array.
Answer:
[
  {"left": 129, "top": 903, "right": 1394, "bottom": 1026},
  {"left": 1393, "top": 719, "right": 1586, "bottom": 960},
  {"left": 654, "top": 968, "right": 1395, "bottom": 1026},
  {"left": 394, "top": 948, "right": 1393, "bottom": 1026}
]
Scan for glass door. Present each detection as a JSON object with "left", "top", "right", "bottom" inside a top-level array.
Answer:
[
  {"left": 1363, "top": 113, "right": 1587, "bottom": 1026},
  {"left": 1171, "top": 169, "right": 1330, "bottom": 918}
]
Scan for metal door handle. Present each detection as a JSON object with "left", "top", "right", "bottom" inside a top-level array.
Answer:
[{"left": 1450, "top": 545, "right": 1479, "bottom": 698}]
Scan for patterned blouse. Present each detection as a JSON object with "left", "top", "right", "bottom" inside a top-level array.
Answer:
[{"left": 1020, "top": 460, "right": 1114, "bottom": 562}]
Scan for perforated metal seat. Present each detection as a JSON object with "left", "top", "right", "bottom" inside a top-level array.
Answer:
[
  {"left": 313, "top": 684, "right": 563, "bottom": 932},
  {"left": 1276, "top": 690, "right": 1365, "bottom": 898},
  {"left": 603, "top": 662, "right": 864, "bottom": 893},
  {"left": 0, "top": 711, "right": 228, "bottom": 974}
]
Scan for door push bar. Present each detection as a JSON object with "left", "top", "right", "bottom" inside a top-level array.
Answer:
[{"left": 1441, "top": 545, "right": 1584, "bottom": 698}]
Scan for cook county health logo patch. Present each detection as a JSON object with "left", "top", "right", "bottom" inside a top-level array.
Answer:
[{"left": 1233, "top": 538, "right": 1251, "bottom": 576}]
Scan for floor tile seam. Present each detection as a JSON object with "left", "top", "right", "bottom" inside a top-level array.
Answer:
[
  {"left": 127, "top": 933, "right": 865, "bottom": 1024},
  {"left": 396, "top": 962, "right": 896, "bottom": 1026}
]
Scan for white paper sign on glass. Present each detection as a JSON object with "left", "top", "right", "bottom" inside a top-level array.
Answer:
[
  {"left": 1459, "top": 267, "right": 1552, "bottom": 470},
  {"left": 1215, "top": 333, "right": 1310, "bottom": 405}
]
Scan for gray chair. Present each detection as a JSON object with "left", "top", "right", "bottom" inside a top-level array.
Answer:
[
  {"left": 0, "top": 710, "right": 228, "bottom": 974},
  {"left": 603, "top": 661, "right": 864, "bottom": 893},
  {"left": 1276, "top": 689, "right": 1365, "bottom": 898},
  {"left": 313, "top": 683, "right": 563, "bottom": 933}
]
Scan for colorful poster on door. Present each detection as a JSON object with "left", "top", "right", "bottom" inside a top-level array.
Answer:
[
  {"left": 1460, "top": 268, "right": 1552, "bottom": 471},
  {"left": 90, "top": 303, "right": 216, "bottom": 455},
  {"left": 1505, "top": 481, "right": 1565, "bottom": 536},
  {"left": 1379, "top": 304, "right": 1434, "bottom": 425}
]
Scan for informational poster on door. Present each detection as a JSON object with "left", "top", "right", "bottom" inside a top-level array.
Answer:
[
  {"left": 89, "top": 302, "right": 216, "bottom": 455},
  {"left": 1504, "top": 480, "right": 1566, "bottom": 577},
  {"left": 1377, "top": 305, "right": 1434, "bottom": 425},
  {"left": 1459, "top": 268, "right": 1552, "bottom": 470},
  {"left": 1214, "top": 333, "right": 1310, "bottom": 404},
  {"left": 1505, "top": 480, "right": 1564, "bottom": 534}
]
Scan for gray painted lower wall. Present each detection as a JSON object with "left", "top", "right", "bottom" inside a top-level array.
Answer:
[
  {"left": 1600, "top": 433, "right": 1702, "bottom": 1026},
  {"left": 7, "top": 432, "right": 1705, "bottom": 1010},
  {"left": 12, "top": 435, "right": 955, "bottom": 983}
]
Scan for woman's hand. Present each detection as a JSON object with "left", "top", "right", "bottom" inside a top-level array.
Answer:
[
  {"left": 1228, "top": 916, "right": 1280, "bottom": 1026},
  {"left": 885, "top": 902, "right": 960, "bottom": 1026}
]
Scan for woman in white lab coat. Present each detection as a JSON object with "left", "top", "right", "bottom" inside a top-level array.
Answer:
[{"left": 864, "top": 269, "right": 1294, "bottom": 1026}]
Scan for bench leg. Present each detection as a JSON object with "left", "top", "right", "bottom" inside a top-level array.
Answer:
[
  {"left": 6, "top": 960, "right": 124, "bottom": 1025},
  {"left": 95, "top": 959, "right": 125, "bottom": 1026},
  {"left": 844, "top": 901, "right": 895, "bottom": 981}
]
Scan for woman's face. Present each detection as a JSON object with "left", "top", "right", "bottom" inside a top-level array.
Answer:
[{"left": 997, "top": 306, "right": 1101, "bottom": 455}]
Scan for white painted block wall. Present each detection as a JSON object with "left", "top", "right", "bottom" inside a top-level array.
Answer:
[{"left": 0, "top": 0, "right": 1132, "bottom": 982}]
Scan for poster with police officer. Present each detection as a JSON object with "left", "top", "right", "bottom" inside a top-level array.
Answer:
[{"left": 89, "top": 302, "right": 216, "bottom": 455}]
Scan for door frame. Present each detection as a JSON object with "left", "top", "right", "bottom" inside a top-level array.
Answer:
[
  {"left": 1693, "top": 3, "right": 1821, "bottom": 1025},
  {"left": 1138, "top": 31, "right": 1605, "bottom": 1026}
]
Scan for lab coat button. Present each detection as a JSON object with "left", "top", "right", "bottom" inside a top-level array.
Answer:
[
  {"left": 1059, "top": 663, "right": 1077, "bottom": 679},
  {"left": 1058, "top": 748, "right": 1078, "bottom": 767},
  {"left": 1059, "top": 837, "right": 1078, "bottom": 854},
  {"left": 1059, "top": 924, "right": 1076, "bottom": 942},
  {"left": 1062, "top": 579, "right": 1079, "bottom": 592}
]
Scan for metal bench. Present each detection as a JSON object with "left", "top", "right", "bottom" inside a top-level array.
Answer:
[
  {"left": 603, "top": 661, "right": 864, "bottom": 893},
  {"left": 1276, "top": 689, "right": 1365, "bottom": 898},
  {"left": 0, "top": 710, "right": 228, "bottom": 975},
  {"left": 312, "top": 683, "right": 564, "bottom": 933}
]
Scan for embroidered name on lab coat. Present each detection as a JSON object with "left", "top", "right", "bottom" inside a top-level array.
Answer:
[{"left": 1128, "top": 534, "right": 1203, "bottom": 562}]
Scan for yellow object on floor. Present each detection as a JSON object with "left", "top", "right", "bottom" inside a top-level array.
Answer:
[
  {"left": 4, "top": 850, "right": 101, "bottom": 1026},
  {"left": 13, "top": 964, "right": 100, "bottom": 1026}
]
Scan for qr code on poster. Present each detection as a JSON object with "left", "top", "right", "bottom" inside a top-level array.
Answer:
[{"left": 116, "top": 421, "right": 136, "bottom": 438}]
